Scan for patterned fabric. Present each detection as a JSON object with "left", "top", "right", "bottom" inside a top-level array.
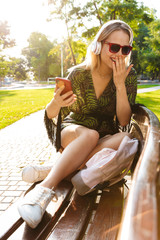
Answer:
[{"left": 44, "top": 67, "right": 137, "bottom": 151}]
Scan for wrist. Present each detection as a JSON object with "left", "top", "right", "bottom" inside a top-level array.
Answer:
[
  {"left": 116, "top": 84, "right": 126, "bottom": 92},
  {"left": 52, "top": 98, "right": 61, "bottom": 109}
]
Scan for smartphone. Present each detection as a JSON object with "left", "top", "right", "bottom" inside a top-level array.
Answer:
[{"left": 55, "top": 77, "right": 72, "bottom": 95}]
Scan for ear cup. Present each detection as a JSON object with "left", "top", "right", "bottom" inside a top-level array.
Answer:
[{"left": 91, "top": 41, "right": 101, "bottom": 55}]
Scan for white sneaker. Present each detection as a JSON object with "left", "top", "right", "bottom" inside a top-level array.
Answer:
[
  {"left": 22, "top": 164, "right": 53, "bottom": 183},
  {"left": 18, "top": 185, "right": 57, "bottom": 228}
]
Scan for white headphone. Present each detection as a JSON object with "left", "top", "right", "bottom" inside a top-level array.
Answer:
[
  {"left": 90, "top": 20, "right": 133, "bottom": 56},
  {"left": 91, "top": 41, "right": 102, "bottom": 55}
]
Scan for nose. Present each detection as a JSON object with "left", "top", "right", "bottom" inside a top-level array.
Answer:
[{"left": 115, "top": 48, "right": 123, "bottom": 56}]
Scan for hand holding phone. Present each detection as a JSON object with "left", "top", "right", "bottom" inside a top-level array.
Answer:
[
  {"left": 54, "top": 77, "right": 76, "bottom": 107},
  {"left": 55, "top": 77, "right": 72, "bottom": 95}
]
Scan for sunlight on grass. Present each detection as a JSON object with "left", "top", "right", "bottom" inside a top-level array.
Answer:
[
  {"left": 0, "top": 89, "right": 54, "bottom": 129},
  {"left": 137, "top": 84, "right": 159, "bottom": 89},
  {"left": 136, "top": 90, "right": 160, "bottom": 120}
]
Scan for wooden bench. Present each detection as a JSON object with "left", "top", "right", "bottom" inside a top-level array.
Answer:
[{"left": 0, "top": 105, "right": 159, "bottom": 240}]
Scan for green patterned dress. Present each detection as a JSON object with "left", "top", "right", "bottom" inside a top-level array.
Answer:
[{"left": 44, "top": 67, "right": 137, "bottom": 151}]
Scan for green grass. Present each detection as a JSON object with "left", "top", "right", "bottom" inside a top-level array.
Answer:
[
  {"left": 0, "top": 89, "right": 54, "bottom": 129},
  {"left": 136, "top": 90, "right": 160, "bottom": 120},
  {"left": 137, "top": 84, "right": 159, "bottom": 89},
  {"left": 0, "top": 87, "right": 160, "bottom": 130}
]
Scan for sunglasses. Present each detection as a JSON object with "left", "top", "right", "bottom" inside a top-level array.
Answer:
[{"left": 104, "top": 41, "right": 132, "bottom": 55}]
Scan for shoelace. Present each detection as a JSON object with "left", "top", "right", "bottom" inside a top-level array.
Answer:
[{"left": 25, "top": 186, "right": 58, "bottom": 207}]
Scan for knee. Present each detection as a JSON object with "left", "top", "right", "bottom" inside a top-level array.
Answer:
[
  {"left": 119, "top": 131, "right": 132, "bottom": 140},
  {"left": 76, "top": 127, "right": 99, "bottom": 145},
  {"left": 84, "top": 129, "right": 99, "bottom": 145},
  {"left": 88, "top": 129, "right": 99, "bottom": 140}
]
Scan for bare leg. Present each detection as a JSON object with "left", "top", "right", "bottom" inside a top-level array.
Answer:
[
  {"left": 18, "top": 129, "right": 131, "bottom": 229},
  {"left": 40, "top": 125, "right": 99, "bottom": 189},
  {"left": 80, "top": 132, "right": 132, "bottom": 168}
]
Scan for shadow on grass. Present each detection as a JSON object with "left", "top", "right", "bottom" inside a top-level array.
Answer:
[{"left": 0, "top": 91, "right": 16, "bottom": 102}]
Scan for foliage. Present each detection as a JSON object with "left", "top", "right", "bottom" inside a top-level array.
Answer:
[
  {"left": 48, "top": 0, "right": 159, "bottom": 79},
  {"left": 9, "top": 58, "right": 28, "bottom": 80},
  {"left": 0, "top": 21, "right": 15, "bottom": 50},
  {"left": 141, "top": 20, "right": 160, "bottom": 79},
  {"left": 0, "top": 21, "right": 16, "bottom": 81},
  {"left": 0, "top": 56, "right": 10, "bottom": 79},
  {"left": 22, "top": 32, "right": 59, "bottom": 81}
]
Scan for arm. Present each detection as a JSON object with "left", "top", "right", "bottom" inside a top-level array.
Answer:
[
  {"left": 46, "top": 85, "right": 76, "bottom": 119},
  {"left": 113, "top": 57, "right": 134, "bottom": 126},
  {"left": 116, "top": 85, "right": 131, "bottom": 126}
]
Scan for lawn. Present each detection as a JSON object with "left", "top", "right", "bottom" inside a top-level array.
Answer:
[
  {"left": 0, "top": 89, "right": 54, "bottom": 129},
  {"left": 0, "top": 86, "right": 160, "bottom": 130},
  {"left": 136, "top": 90, "right": 160, "bottom": 120},
  {"left": 137, "top": 84, "right": 159, "bottom": 89}
]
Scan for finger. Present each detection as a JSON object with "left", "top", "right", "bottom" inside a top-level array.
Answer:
[
  {"left": 56, "top": 85, "right": 65, "bottom": 95},
  {"left": 61, "top": 90, "right": 73, "bottom": 100},
  {"left": 118, "top": 56, "right": 123, "bottom": 70},
  {"left": 112, "top": 60, "right": 116, "bottom": 74},
  {"left": 67, "top": 98, "right": 77, "bottom": 106},
  {"left": 64, "top": 95, "right": 77, "bottom": 106},
  {"left": 115, "top": 57, "right": 119, "bottom": 69},
  {"left": 119, "top": 56, "right": 125, "bottom": 70},
  {"left": 126, "top": 64, "right": 133, "bottom": 76}
]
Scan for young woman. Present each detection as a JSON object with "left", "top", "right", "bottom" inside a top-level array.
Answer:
[{"left": 18, "top": 19, "right": 137, "bottom": 228}]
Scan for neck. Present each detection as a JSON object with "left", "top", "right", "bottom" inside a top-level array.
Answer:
[{"left": 96, "top": 65, "right": 113, "bottom": 79}]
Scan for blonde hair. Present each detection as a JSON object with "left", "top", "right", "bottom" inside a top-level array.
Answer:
[{"left": 71, "top": 20, "right": 133, "bottom": 71}]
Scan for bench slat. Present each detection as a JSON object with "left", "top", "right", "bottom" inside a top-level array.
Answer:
[
  {"left": 84, "top": 186, "right": 123, "bottom": 240},
  {"left": 47, "top": 191, "right": 97, "bottom": 240},
  {"left": 0, "top": 181, "right": 73, "bottom": 240}
]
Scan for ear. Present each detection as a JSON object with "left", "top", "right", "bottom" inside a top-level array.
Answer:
[{"left": 91, "top": 41, "right": 101, "bottom": 55}]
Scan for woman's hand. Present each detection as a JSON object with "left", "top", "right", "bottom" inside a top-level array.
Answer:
[
  {"left": 112, "top": 56, "right": 132, "bottom": 126},
  {"left": 112, "top": 56, "right": 133, "bottom": 89},
  {"left": 53, "top": 85, "right": 77, "bottom": 108}
]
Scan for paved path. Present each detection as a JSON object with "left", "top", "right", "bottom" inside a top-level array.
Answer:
[
  {"left": 0, "top": 110, "right": 60, "bottom": 215},
  {"left": 137, "top": 86, "right": 160, "bottom": 93},
  {"left": 0, "top": 85, "right": 160, "bottom": 216}
]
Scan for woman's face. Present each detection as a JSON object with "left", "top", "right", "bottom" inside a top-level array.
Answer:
[{"left": 100, "top": 30, "right": 130, "bottom": 69}]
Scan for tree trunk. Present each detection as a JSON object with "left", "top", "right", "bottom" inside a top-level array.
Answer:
[
  {"left": 93, "top": 1, "right": 103, "bottom": 26},
  {"left": 65, "top": 15, "right": 76, "bottom": 66},
  {"left": 67, "top": 38, "right": 76, "bottom": 65}
]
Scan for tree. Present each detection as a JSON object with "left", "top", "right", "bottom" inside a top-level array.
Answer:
[
  {"left": 48, "top": 39, "right": 87, "bottom": 76},
  {"left": 48, "top": 0, "right": 84, "bottom": 65},
  {"left": 0, "top": 21, "right": 15, "bottom": 50},
  {"left": 22, "top": 32, "right": 57, "bottom": 81},
  {"left": 0, "top": 57, "right": 10, "bottom": 81},
  {"left": 140, "top": 20, "right": 160, "bottom": 79},
  {"left": 48, "top": 0, "right": 156, "bottom": 58},
  {"left": 0, "top": 21, "right": 16, "bottom": 84},
  {"left": 10, "top": 58, "right": 28, "bottom": 80}
]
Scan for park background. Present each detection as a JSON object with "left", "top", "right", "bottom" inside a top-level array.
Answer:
[{"left": 0, "top": 0, "right": 160, "bottom": 129}]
